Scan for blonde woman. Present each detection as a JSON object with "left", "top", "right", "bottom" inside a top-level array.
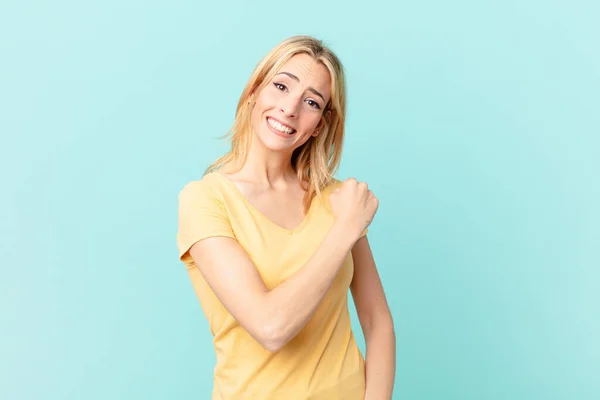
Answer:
[{"left": 177, "top": 36, "right": 395, "bottom": 399}]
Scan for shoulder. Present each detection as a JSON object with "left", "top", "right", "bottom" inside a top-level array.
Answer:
[
  {"left": 320, "top": 177, "right": 343, "bottom": 195},
  {"left": 178, "top": 172, "right": 228, "bottom": 204},
  {"left": 316, "top": 177, "right": 343, "bottom": 212},
  {"left": 325, "top": 178, "right": 343, "bottom": 191}
]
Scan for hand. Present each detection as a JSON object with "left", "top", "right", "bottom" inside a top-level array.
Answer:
[{"left": 329, "top": 178, "right": 379, "bottom": 240}]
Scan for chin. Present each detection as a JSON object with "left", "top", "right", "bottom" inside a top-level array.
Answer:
[{"left": 255, "top": 129, "right": 295, "bottom": 152}]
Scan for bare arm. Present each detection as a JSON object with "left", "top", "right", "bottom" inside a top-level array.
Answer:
[
  {"left": 350, "top": 236, "right": 396, "bottom": 400},
  {"left": 189, "top": 221, "right": 356, "bottom": 352}
]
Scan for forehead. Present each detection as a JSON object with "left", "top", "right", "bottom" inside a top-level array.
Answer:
[{"left": 277, "top": 53, "right": 331, "bottom": 98}]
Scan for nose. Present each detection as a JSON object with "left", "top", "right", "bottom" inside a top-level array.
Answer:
[{"left": 278, "top": 96, "right": 300, "bottom": 118}]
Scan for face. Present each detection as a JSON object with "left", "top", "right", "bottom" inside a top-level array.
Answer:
[{"left": 249, "top": 53, "right": 332, "bottom": 154}]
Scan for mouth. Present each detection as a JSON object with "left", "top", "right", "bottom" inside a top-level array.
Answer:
[{"left": 266, "top": 117, "right": 297, "bottom": 136}]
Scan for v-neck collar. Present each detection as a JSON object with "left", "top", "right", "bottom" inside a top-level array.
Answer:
[{"left": 211, "top": 172, "right": 317, "bottom": 235}]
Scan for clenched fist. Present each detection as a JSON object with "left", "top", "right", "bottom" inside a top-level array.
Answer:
[{"left": 329, "top": 178, "right": 379, "bottom": 240}]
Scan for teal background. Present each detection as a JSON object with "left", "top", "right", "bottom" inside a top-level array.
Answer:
[{"left": 1, "top": 0, "right": 598, "bottom": 399}]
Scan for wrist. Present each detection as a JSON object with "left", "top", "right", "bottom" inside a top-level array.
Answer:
[{"left": 330, "top": 219, "right": 360, "bottom": 248}]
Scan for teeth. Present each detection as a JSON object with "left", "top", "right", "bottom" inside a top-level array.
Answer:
[{"left": 268, "top": 118, "right": 295, "bottom": 135}]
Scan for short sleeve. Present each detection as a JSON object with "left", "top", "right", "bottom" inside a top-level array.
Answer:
[{"left": 176, "top": 180, "right": 235, "bottom": 260}]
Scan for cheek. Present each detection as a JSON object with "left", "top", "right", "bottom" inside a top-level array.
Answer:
[
  {"left": 249, "top": 106, "right": 262, "bottom": 134},
  {"left": 256, "top": 87, "right": 278, "bottom": 108},
  {"left": 251, "top": 93, "right": 270, "bottom": 119},
  {"left": 302, "top": 113, "right": 322, "bottom": 132}
]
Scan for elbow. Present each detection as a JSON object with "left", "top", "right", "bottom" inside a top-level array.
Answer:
[
  {"left": 250, "top": 295, "right": 297, "bottom": 352},
  {"left": 261, "top": 337, "right": 286, "bottom": 353},
  {"left": 243, "top": 296, "right": 291, "bottom": 352},
  {"left": 257, "top": 320, "right": 289, "bottom": 353}
]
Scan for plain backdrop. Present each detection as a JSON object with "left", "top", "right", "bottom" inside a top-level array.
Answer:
[{"left": 1, "top": 1, "right": 598, "bottom": 399}]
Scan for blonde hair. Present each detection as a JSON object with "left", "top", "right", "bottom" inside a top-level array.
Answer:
[{"left": 205, "top": 35, "right": 347, "bottom": 212}]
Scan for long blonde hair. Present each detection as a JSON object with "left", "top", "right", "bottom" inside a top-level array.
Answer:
[{"left": 205, "top": 35, "right": 347, "bottom": 212}]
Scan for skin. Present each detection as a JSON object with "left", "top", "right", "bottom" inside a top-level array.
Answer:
[{"left": 189, "top": 53, "right": 395, "bottom": 399}]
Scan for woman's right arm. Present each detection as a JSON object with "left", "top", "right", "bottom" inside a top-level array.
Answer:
[{"left": 188, "top": 178, "right": 378, "bottom": 352}]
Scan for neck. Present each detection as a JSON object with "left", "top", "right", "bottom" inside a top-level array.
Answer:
[{"left": 230, "top": 135, "right": 298, "bottom": 187}]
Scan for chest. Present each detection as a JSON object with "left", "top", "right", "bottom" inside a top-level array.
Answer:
[
  {"left": 222, "top": 194, "right": 355, "bottom": 292},
  {"left": 245, "top": 190, "right": 308, "bottom": 232}
]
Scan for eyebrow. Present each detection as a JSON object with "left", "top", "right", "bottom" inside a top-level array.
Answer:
[{"left": 276, "top": 72, "right": 326, "bottom": 102}]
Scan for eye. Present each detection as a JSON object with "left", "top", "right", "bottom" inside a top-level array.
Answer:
[
  {"left": 306, "top": 99, "right": 321, "bottom": 110},
  {"left": 273, "top": 82, "right": 287, "bottom": 91}
]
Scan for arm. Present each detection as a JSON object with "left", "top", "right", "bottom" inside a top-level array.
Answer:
[
  {"left": 350, "top": 236, "right": 396, "bottom": 400},
  {"left": 189, "top": 221, "right": 357, "bottom": 352}
]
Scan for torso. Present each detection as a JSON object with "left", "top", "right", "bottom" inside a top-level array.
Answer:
[{"left": 179, "top": 172, "right": 366, "bottom": 399}]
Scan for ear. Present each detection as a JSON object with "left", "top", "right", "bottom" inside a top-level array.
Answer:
[
  {"left": 311, "top": 119, "right": 324, "bottom": 137},
  {"left": 312, "top": 109, "right": 332, "bottom": 137},
  {"left": 247, "top": 86, "right": 258, "bottom": 104}
]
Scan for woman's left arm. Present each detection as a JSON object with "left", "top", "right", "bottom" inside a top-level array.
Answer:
[{"left": 351, "top": 236, "right": 396, "bottom": 400}]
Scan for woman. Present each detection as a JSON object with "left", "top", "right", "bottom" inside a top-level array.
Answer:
[{"left": 177, "top": 36, "right": 395, "bottom": 399}]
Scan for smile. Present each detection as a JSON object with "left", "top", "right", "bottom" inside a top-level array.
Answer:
[{"left": 267, "top": 117, "right": 296, "bottom": 135}]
